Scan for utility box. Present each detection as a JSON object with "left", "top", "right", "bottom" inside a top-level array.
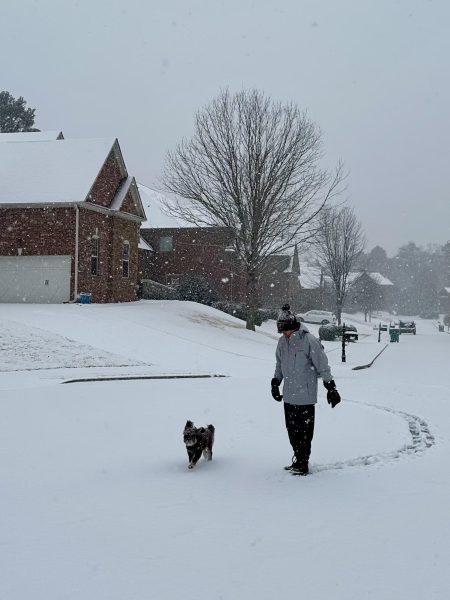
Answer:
[{"left": 79, "top": 292, "right": 92, "bottom": 304}]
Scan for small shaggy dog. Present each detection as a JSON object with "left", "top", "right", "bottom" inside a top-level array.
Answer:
[{"left": 183, "top": 420, "right": 215, "bottom": 469}]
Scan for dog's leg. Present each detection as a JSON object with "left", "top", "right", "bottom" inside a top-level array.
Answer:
[
  {"left": 203, "top": 446, "right": 213, "bottom": 461},
  {"left": 188, "top": 447, "right": 203, "bottom": 469}
]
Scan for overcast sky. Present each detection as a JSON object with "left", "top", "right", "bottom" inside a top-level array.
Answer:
[{"left": 2, "top": 0, "right": 449, "bottom": 255}]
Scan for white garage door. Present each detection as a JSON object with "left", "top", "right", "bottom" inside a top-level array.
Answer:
[{"left": 0, "top": 255, "right": 72, "bottom": 303}]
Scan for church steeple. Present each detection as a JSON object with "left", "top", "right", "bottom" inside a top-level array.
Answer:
[{"left": 291, "top": 243, "right": 300, "bottom": 275}]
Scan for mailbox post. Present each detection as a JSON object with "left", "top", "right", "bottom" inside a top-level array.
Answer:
[{"left": 341, "top": 323, "right": 346, "bottom": 363}]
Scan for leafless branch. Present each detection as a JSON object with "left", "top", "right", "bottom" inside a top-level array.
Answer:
[
  {"left": 312, "top": 205, "right": 366, "bottom": 324},
  {"left": 162, "top": 89, "right": 345, "bottom": 328}
]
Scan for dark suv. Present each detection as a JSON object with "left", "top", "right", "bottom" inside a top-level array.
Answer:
[{"left": 399, "top": 320, "right": 416, "bottom": 334}]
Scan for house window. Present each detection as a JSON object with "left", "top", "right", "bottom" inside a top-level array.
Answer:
[
  {"left": 91, "top": 236, "right": 99, "bottom": 275},
  {"left": 122, "top": 241, "right": 130, "bottom": 278},
  {"left": 159, "top": 235, "right": 173, "bottom": 252}
]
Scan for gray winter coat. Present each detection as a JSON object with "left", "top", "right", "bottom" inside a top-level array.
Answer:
[{"left": 274, "top": 325, "right": 333, "bottom": 406}]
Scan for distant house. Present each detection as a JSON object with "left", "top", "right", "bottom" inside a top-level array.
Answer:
[
  {"left": 0, "top": 132, "right": 145, "bottom": 303},
  {"left": 298, "top": 263, "right": 328, "bottom": 310},
  {"left": 138, "top": 184, "right": 301, "bottom": 308},
  {"left": 258, "top": 246, "right": 302, "bottom": 310},
  {"left": 296, "top": 263, "right": 394, "bottom": 314},
  {"left": 138, "top": 236, "right": 154, "bottom": 282},
  {"left": 348, "top": 271, "right": 394, "bottom": 316},
  {"left": 438, "top": 287, "right": 450, "bottom": 315}
]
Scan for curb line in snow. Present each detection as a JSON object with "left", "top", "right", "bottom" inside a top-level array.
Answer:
[
  {"left": 61, "top": 374, "right": 228, "bottom": 384},
  {"left": 352, "top": 344, "right": 389, "bottom": 371}
]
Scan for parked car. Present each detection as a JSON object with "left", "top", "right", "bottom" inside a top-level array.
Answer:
[
  {"left": 399, "top": 320, "right": 416, "bottom": 334},
  {"left": 299, "top": 310, "right": 336, "bottom": 325}
]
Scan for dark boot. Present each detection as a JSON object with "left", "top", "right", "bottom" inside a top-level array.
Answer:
[
  {"left": 291, "top": 459, "right": 309, "bottom": 476},
  {"left": 284, "top": 454, "right": 298, "bottom": 471},
  {"left": 284, "top": 454, "right": 309, "bottom": 475}
]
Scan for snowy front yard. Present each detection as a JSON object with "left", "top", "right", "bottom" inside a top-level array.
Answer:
[{"left": 1, "top": 302, "right": 449, "bottom": 599}]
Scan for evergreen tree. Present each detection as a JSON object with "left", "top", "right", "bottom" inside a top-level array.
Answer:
[
  {"left": 387, "top": 242, "right": 444, "bottom": 315},
  {"left": 366, "top": 246, "right": 388, "bottom": 273},
  {"left": 0, "top": 91, "right": 39, "bottom": 132}
]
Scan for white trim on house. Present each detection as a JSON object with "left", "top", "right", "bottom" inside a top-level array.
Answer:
[
  {"left": 110, "top": 176, "right": 146, "bottom": 220},
  {"left": 0, "top": 200, "right": 144, "bottom": 223}
]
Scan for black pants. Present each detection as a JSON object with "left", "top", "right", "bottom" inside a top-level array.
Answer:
[{"left": 284, "top": 403, "right": 315, "bottom": 464}]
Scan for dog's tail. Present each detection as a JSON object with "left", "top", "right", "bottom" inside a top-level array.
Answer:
[{"left": 207, "top": 424, "right": 215, "bottom": 444}]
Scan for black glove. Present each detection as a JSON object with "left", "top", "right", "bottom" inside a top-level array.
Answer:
[
  {"left": 271, "top": 377, "right": 283, "bottom": 402},
  {"left": 323, "top": 379, "right": 341, "bottom": 408}
]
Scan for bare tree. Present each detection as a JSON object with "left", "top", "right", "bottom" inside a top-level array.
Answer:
[
  {"left": 314, "top": 206, "right": 366, "bottom": 325},
  {"left": 163, "top": 89, "right": 344, "bottom": 330}
]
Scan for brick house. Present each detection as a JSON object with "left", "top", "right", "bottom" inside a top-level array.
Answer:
[
  {"left": 138, "top": 184, "right": 301, "bottom": 308},
  {"left": 0, "top": 133, "right": 145, "bottom": 303},
  {"left": 140, "top": 224, "right": 246, "bottom": 302},
  {"left": 298, "top": 263, "right": 328, "bottom": 310},
  {"left": 258, "top": 246, "right": 302, "bottom": 310}
]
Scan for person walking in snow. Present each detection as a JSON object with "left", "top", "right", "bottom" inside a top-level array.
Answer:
[{"left": 271, "top": 304, "right": 341, "bottom": 475}]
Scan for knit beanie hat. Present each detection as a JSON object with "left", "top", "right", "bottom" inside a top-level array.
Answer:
[{"left": 276, "top": 304, "right": 300, "bottom": 333}]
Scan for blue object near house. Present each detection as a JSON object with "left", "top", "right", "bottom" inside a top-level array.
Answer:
[{"left": 79, "top": 292, "right": 92, "bottom": 304}]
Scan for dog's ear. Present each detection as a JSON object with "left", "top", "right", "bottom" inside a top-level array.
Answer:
[{"left": 185, "top": 420, "right": 193, "bottom": 429}]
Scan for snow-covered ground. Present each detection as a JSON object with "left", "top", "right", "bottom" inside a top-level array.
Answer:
[{"left": 1, "top": 301, "right": 449, "bottom": 599}]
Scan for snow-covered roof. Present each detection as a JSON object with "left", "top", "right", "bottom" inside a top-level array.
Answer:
[
  {"left": 347, "top": 271, "right": 393, "bottom": 286},
  {"left": 138, "top": 183, "right": 191, "bottom": 228},
  {"left": 0, "top": 137, "right": 116, "bottom": 204},
  {"left": 298, "top": 265, "right": 393, "bottom": 289},
  {"left": 0, "top": 130, "right": 64, "bottom": 142},
  {"left": 368, "top": 272, "right": 394, "bottom": 286},
  {"left": 299, "top": 264, "right": 325, "bottom": 289}
]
